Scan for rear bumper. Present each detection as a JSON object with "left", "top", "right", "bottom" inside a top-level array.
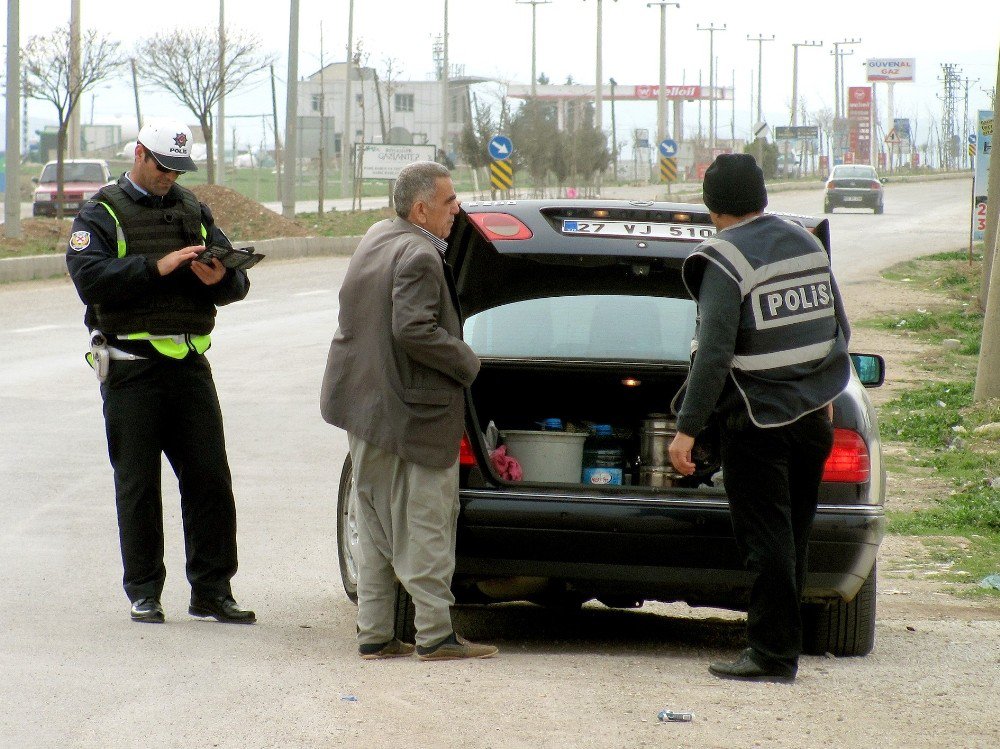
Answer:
[
  {"left": 455, "top": 488, "right": 884, "bottom": 608},
  {"left": 825, "top": 191, "right": 882, "bottom": 208}
]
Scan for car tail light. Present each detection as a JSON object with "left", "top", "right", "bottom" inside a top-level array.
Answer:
[
  {"left": 825, "top": 181, "right": 835, "bottom": 190},
  {"left": 870, "top": 181, "right": 881, "bottom": 190},
  {"left": 822, "top": 429, "right": 870, "bottom": 483},
  {"left": 468, "top": 212, "right": 533, "bottom": 240},
  {"left": 459, "top": 433, "right": 477, "bottom": 466}
]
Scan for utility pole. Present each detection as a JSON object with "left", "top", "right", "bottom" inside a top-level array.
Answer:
[
  {"left": 960, "top": 76, "right": 979, "bottom": 168},
  {"left": 747, "top": 34, "right": 774, "bottom": 127},
  {"left": 938, "top": 63, "right": 961, "bottom": 170},
  {"left": 282, "top": 0, "right": 299, "bottom": 219},
  {"left": 791, "top": 40, "right": 822, "bottom": 126},
  {"left": 831, "top": 39, "right": 860, "bottom": 120},
  {"left": 584, "top": 0, "right": 617, "bottom": 189},
  {"left": 697, "top": 22, "right": 726, "bottom": 150},
  {"left": 130, "top": 59, "right": 142, "bottom": 132},
  {"left": 318, "top": 21, "right": 326, "bottom": 215},
  {"left": 217, "top": 0, "right": 226, "bottom": 186},
  {"left": 68, "top": 0, "right": 81, "bottom": 157},
  {"left": 340, "top": 0, "right": 354, "bottom": 198},
  {"left": 441, "top": 0, "right": 450, "bottom": 163},
  {"left": 609, "top": 77, "right": 618, "bottom": 178},
  {"left": 517, "top": 0, "right": 551, "bottom": 99},
  {"left": 647, "top": 2, "right": 680, "bottom": 144},
  {"left": 271, "top": 64, "right": 282, "bottom": 202},
  {"left": 5, "top": 0, "right": 21, "bottom": 238}
]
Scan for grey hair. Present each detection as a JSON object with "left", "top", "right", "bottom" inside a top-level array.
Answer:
[{"left": 393, "top": 161, "right": 451, "bottom": 219}]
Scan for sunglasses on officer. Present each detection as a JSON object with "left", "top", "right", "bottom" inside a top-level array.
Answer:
[{"left": 141, "top": 145, "right": 184, "bottom": 175}]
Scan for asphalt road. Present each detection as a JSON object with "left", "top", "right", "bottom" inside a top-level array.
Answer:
[{"left": 1, "top": 176, "right": 989, "bottom": 748}]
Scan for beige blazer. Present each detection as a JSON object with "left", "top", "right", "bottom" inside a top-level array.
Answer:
[{"left": 320, "top": 218, "right": 480, "bottom": 468}]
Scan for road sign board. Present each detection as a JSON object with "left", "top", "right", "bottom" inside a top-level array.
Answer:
[
  {"left": 490, "top": 159, "right": 513, "bottom": 191},
  {"left": 658, "top": 139, "right": 678, "bottom": 158},
  {"left": 885, "top": 129, "right": 901, "bottom": 145},
  {"left": 774, "top": 125, "right": 819, "bottom": 141},
  {"left": 659, "top": 156, "right": 678, "bottom": 184},
  {"left": 358, "top": 143, "right": 437, "bottom": 180},
  {"left": 488, "top": 135, "right": 514, "bottom": 161}
]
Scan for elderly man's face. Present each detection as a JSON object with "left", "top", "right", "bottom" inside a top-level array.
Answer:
[{"left": 413, "top": 176, "right": 460, "bottom": 240}]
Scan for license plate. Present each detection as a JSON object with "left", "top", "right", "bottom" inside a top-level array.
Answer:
[
  {"left": 561, "top": 220, "right": 715, "bottom": 240},
  {"left": 843, "top": 196, "right": 863, "bottom": 202}
]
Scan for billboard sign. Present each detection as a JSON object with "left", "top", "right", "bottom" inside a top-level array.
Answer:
[
  {"left": 865, "top": 58, "right": 916, "bottom": 82},
  {"left": 358, "top": 143, "right": 437, "bottom": 180},
  {"left": 847, "top": 87, "right": 872, "bottom": 161}
]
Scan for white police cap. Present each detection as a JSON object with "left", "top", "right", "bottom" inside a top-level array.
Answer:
[{"left": 137, "top": 118, "right": 198, "bottom": 172}]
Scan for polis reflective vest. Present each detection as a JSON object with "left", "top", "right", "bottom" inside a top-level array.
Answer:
[
  {"left": 682, "top": 213, "right": 851, "bottom": 427},
  {"left": 89, "top": 182, "right": 214, "bottom": 358}
]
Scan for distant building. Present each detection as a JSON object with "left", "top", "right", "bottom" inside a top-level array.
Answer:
[{"left": 296, "top": 62, "right": 490, "bottom": 167}]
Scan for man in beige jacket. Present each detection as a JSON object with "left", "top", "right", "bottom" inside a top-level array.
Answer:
[{"left": 321, "top": 161, "right": 497, "bottom": 661}]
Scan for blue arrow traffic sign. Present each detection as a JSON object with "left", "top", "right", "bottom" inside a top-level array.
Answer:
[
  {"left": 488, "top": 135, "right": 514, "bottom": 160},
  {"left": 658, "top": 138, "right": 678, "bottom": 158}
]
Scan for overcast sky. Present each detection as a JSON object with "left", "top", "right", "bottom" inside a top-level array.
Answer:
[{"left": 4, "top": 0, "right": 998, "bottom": 152}]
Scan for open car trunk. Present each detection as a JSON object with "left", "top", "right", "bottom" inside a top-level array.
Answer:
[{"left": 468, "top": 359, "right": 722, "bottom": 491}]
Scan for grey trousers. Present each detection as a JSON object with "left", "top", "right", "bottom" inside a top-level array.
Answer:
[{"left": 347, "top": 434, "right": 459, "bottom": 648}]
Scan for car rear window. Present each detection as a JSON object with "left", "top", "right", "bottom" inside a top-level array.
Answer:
[
  {"left": 831, "top": 166, "right": 876, "bottom": 179},
  {"left": 464, "top": 294, "right": 697, "bottom": 362},
  {"left": 39, "top": 163, "right": 106, "bottom": 183}
]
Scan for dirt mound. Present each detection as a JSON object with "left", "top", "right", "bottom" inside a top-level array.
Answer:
[
  {"left": 2, "top": 217, "right": 74, "bottom": 256},
  {"left": 189, "top": 184, "right": 312, "bottom": 241}
]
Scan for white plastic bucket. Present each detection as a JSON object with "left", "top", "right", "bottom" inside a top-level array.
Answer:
[{"left": 501, "top": 429, "right": 587, "bottom": 483}]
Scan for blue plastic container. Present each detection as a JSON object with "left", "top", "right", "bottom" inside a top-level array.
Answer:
[{"left": 581, "top": 424, "right": 624, "bottom": 485}]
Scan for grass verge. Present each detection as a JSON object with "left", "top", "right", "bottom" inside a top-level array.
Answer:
[{"left": 864, "top": 250, "right": 1000, "bottom": 595}]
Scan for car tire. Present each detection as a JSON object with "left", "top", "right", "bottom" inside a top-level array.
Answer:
[
  {"left": 336, "top": 454, "right": 359, "bottom": 603},
  {"left": 823, "top": 202, "right": 832, "bottom": 214},
  {"left": 801, "top": 563, "right": 877, "bottom": 657},
  {"left": 336, "top": 453, "right": 418, "bottom": 642},
  {"left": 874, "top": 204, "right": 884, "bottom": 214}
]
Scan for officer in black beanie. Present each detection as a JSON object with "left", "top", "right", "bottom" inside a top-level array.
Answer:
[{"left": 669, "top": 153, "right": 853, "bottom": 682}]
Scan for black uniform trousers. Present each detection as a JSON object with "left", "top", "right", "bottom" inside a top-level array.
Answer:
[
  {"left": 100, "top": 353, "right": 238, "bottom": 603},
  {"left": 720, "top": 408, "right": 834, "bottom": 674}
]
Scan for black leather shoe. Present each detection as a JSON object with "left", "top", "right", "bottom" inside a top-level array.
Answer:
[
  {"left": 189, "top": 594, "right": 256, "bottom": 624},
  {"left": 709, "top": 649, "right": 796, "bottom": 683},
  {"left": 130, "top": 597, "right": 165, "bottom": 623}
]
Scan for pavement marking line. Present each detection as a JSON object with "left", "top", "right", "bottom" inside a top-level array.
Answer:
[
  {"left": 11, "top": 324, "right": 71, "bottom": 334},
  {"left": 293, "top": 290, "right": 334, "bottom": 297}
]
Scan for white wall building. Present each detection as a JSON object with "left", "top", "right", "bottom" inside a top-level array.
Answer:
[{"left": 296, "top": 62, "right": 489, "bottom": 166}]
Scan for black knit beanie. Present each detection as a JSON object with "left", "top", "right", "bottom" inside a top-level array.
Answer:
[{"left": 702, "top": 153, "right": 768, "bottom": 216}]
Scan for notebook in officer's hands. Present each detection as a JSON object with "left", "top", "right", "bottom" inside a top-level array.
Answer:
[{"left": 196, "top": 244, "right": 265, "bottom": 270}]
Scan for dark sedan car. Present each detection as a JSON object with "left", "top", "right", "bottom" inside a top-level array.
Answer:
[
  {"left": 337, "top": 199, "right": 887, "bottom": 657},
  {"left": 824, "top": 164, "right": 885, "bottom": 214}
]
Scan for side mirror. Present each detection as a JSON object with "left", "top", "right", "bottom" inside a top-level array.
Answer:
[{"left": 851, "top": 353, "right": 885, "bottom": 388}]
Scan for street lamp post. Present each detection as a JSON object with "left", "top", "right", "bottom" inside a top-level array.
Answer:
[
  {"left": 697, "top": 22, "right": 726, "bottom": 150},
  {"left": 647, "top": 2, "right": 680, "bottom": 144},
  {"left": 517, "top": 0, "right": 552, "bottom": 99}
]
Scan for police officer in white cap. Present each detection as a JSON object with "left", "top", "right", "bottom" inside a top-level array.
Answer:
[{"left": 66, "top": 117, "right": 256, "bottom": 625}]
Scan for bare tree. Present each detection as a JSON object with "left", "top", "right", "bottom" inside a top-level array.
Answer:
[
  {"left": 22, "top": 25, "right": 125, "bottom": 219},
  {"left": 135, "top": 27, "right": 275, "bottom": 184}
]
